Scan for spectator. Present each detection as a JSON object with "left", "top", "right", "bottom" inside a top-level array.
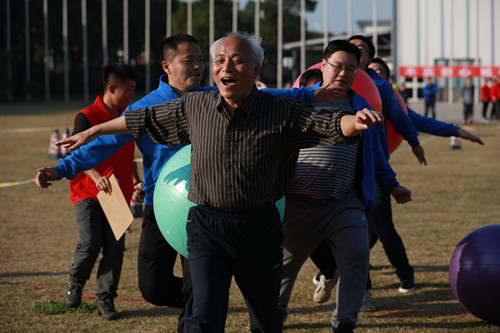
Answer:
[
  {"left": 423, "top": 77, "right": 438, "bottom": 119},
  {"left": 461, "top": 77, "right": 475, "bottom": 125}
]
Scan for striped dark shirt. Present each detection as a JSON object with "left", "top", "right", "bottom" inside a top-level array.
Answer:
[{"left": 125, "top": 87, "right": 359, "bottom": 209}]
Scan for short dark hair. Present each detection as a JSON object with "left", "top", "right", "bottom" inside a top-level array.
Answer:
[
  {"left": 299, "top": 69, "right": 323, "bottom": 87},
  {"left": 103, "top": 63, "right": 137, "bottom": 88},
  {"left": 161, "top": 34, "right": 200, "bottom": 61},
  {"left": 371, "top": 57, "right": 390, "bottom": 78},
  {"left": 348, "top": 35, "right": 375, "bottom": 59},
  {"left": 324, "top": 39, "right": 361, "bottom": 65}
]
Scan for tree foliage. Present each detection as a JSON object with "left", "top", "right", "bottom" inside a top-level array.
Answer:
[{"left": 1, "top": 0, "right": 321, "bottom": 103}]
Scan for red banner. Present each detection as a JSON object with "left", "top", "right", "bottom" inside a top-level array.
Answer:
[{"left": 398, "top": 66, "right": 500, "bottom": 78}]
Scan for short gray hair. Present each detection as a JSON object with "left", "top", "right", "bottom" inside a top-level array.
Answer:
[{"left": 210, "top": 32, "right": 264, "bottom": 67}]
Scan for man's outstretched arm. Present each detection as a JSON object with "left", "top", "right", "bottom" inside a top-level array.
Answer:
[{"left": 57, "top": 116, "right": 128, "bottom": 152}]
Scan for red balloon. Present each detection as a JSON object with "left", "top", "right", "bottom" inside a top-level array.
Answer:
[
  {"left": 292, "top": 63, "right": 404, "bottom": 154},
  {"left": 388, "top": 89, "right": 407, "bottom": 153},
  {"left": 351, "top": 69, "right": 382, "bottom": 114},
  {"left": 292, "top": 63, "right": 322, "bottom": 88}
]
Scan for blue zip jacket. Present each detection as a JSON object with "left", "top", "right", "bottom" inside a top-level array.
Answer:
[
  {"left": 308, "top": 82, "right": 399, "bottom": 212},
  {"left": 367, "top": 68, "right": 420, "bottom": 159},
  {"left": 423, "top": 83, "right": 438, "bottom": 103},
  {"left": 351, "top": 91, "right": 399, "bottom": 213},
  {"left": 407, "top": 107, "right": 459, "bottom": 137},
  {"left": 54, "top": 74, "right": 316, "bottom": 206}
]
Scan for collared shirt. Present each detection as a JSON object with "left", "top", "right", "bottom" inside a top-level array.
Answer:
[{"left": 125, "top": 87, "right": 358, "bottom": 209}]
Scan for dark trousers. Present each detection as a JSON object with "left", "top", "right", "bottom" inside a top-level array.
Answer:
[
  {"left": 482, "top": 100, "right": 490, "bottom": 118},
  {"left": 494, "top": 101, "right": 500, "bottom": 120},
  {"left": 369, "top": 183, "right": 414, "bottom": 280},
  {"left": 184, "top": 205, "right": 284, "bottom": 333},
  {"left": 70, "top": 198, "right": 124, "bottom": 299},
  {"left": 138, "top": 205, "right": 191, "bottom": 332},
  {"left": 424, "top": 101, "right": 436, "bottom": 119}
]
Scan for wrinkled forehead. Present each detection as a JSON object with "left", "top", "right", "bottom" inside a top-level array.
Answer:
[{"left": 215, "top": 37, "right": 252, "bottom": 59}]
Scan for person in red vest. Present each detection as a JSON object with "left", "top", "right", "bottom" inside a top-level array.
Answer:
[
  {"left": 37, "top": 64, "right": 139, "bottom": 320},
  {"left": 490, "top": 76, "right": 500, "bottom": 120},
  {"left": 480, "top": 78, "right": 491, "bottom": 120}
]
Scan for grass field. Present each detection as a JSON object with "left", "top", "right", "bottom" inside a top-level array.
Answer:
[{"left": 1, "top": 103, "right": 500, "bottom": 332}]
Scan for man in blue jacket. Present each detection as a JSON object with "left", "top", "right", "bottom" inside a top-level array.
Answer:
[
  {"left": 35, "top": 33, "right": 348, "bottom": 331},
  {"left": 346, "top": 35, "right": 425, "bottom": 302},
  {"left": 277, "top": 40, "right": 411, "bottom": 333},
  {"left": 307, "top": 56, "right": 485, "bottom": 315},
  {"left": 368, "top": 58, "right": 484, "bottom": 144},
  {"left": 423, "top": 76, "right": 438, "bottom": 119}
]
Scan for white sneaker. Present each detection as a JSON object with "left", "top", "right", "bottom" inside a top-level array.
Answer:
[
  {"left": 313, "top": 272, "right": 339, "bottom": 303},
  {"left": 359, "top": 289, "right": 376, "bottom": 312}
]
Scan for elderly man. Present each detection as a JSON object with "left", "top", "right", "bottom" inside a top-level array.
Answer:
[{"left": 55, "top": 32, "right": 382, "bottom": 332}]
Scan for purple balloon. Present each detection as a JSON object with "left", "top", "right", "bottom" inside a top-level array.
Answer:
[{"left": 449, "top": 224, "right": 500, "bottom": 323}]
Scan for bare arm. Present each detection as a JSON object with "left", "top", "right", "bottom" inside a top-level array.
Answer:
[
  {"left": 457, "top": 128, "right": 484, "bottom": 145},
  {"left": 390, "top": 185, "right": 412, "bottom": 204},
  {"left": 57, "top": 116, "right": 128, "bottom": 152},
  {"left": 35, "top": 167, "right": 59, "bottom": 189},
  {"left": 340, "top": 108, "right": 384, "bottom": 137},
  {"left": 411, "top": 144, "right": 427, "bottom": 166},
  {"left": 84, "top": 168, "right": 112, "bottom": 194}
]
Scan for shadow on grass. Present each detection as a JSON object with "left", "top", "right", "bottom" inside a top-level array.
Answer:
[
  {"left": 0, "top": 271, "right": 66, "bottom": 279},
  {"left": 284, "top": 322, "right": 331, "bottom": 331},
  {"left": 120, "top": 307, "right": 182, "bottom": 318},
  {"left": 357, "top": 321, "right": 500, "bottom": 330},
  {"left": 372, "top": 265, "right": 449, "bottom": 274}
]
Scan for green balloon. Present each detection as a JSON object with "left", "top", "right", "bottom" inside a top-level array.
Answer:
[{"left": 154, "top": 145, "right": 286, "bottom": 258}]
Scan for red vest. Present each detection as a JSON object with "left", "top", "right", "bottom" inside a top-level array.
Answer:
[{"left": 69, "top": 95, "right": 135, "bottom": 205}]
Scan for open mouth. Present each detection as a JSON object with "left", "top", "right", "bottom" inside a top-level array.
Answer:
[{"left": 221, "top": 78, "right": 236, "bottom": 86}]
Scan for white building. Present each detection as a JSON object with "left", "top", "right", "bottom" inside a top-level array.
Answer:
[{"left": 396, "top": 0, "right": 499, "bottom": 102}]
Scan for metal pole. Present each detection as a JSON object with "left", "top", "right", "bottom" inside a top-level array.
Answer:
[
  {"left": 187, "top": 0, "right": 192, "bottom": 35},
  {"left": 278, "top": 0, "right": 283, "bottom": 88},
  {"left": 102, "top": 0, "right": 108, "bottom": 66},
  {"left": 347, "top": 0, "right": 353, "bottom": 37},
  {"left": 465, "top": 0, "right": 470, "bottom": 60},
  {"left": 63, "top": 0, "right": 69, "bottom": 102},
  {"left": 123, "top": 0, "right": 129, "bottom": 63},
  {"left": 391, "top": 0, "right": 398, "bottom": 83},
  {"left": 373, "top": 0, "right": 378, "bottom": 54},
  {"left": 43, "top": 0, "right": 50, "bottom": 103},
  {"left": 323, "top": 0, "right": 328, "bottom": 50},
  {"left": 233, "top": 0, "right": 238, "bottom": 32},
  {"left": 413, "top": 0, "right": 419, "bottom": 100},
  {"left": 416, "top": 0, "right": 420, "bottom": 66},
  {"left": 449, "top": 0, "right": 453, "bottom": 104},
  {"left": 475, "top": 0, "right": 480, "bottom": 104},
  {"left": 82, "top": 0, "right": 89, "bottom": 103},
  {"left": 254, "top": 0, "right": 260, "bottom": 39},
  {"left": 300, "top": 0, "right": 305, "bottom": 72},
  {"left": 145, "top": 0, "right": 150, "bottom": 93},
  {"left": 25, "top": 0, "right": 31, "bottom": 102},
  {"left": 423, "top": 0, "right": 427, "bottom": 65},
  {"left": 6, "top": 0, "right": 12, "bottom": 102},
  {"left": 209, "top": 0, "right": 214, "bottom": 85},
  {"left": 440, "top": 0, "right": 444, "bottom": 58},
  {"left": 491, "top": 0, "right": 495, "bottom": 64},
  {"left": 166, "top": 0, "right": 171, "bottom": 37}
]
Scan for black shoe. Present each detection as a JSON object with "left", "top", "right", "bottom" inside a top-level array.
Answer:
[
  {"left": 97, "top": 297, "right": 120, "bottom": 321},
  {"left": 333, "top": 322, "right": 355, "bottom": 333},
  {"left": 399, "top": 277, "right": 416, "bottom": 293},
  {"left": 63, "top": 281, "right": 83, "bottom": 308}
]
